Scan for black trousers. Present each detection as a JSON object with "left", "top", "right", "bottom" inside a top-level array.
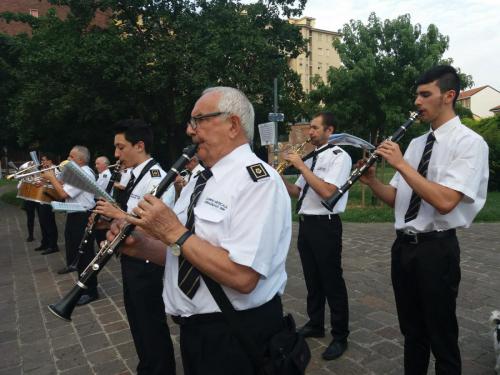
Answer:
[
  {"left": 65, "top": 212, "right": 97, "bottom": 294},
  {"left": 22, "top": 200, "right": 38, "bottom": 238},
  {"left": 121, "top": 255, "right": 176, "bottom": 375},
  {"left": 297, "top": 214, "right": 349, "bottom": 341},
  {"left": 37, "top": 203, "right": 58, "bottom": 249},
  {"left": 178, "top": 295, "right": 284, "bottom": 375},
  {"left": 391, "top": 234, "right": 461, "bottom": 375}
]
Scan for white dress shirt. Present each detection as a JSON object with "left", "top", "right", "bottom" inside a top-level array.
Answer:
[
  {"left": 295, "top": 144, "right": 352, "bottom": 215},
  {"left": 163, "top": 143, "right": 292, "bottom": 316},
  {"left": 390, "top": 116, "right": 489, "bottom": 231},
  {"left": 96, "top": 169, "right": 112, "bottom": 192}
]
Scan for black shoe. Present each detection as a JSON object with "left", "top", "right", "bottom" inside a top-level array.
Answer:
[
  {"left": 41, "top": 248, "right": 59, "bottom": 255},
  {"left": 57, "top": 265, "right": 77, "bottom": 274},
  {"left": 26, "top": 236, "right": 34, "bottom": 242},
  {"left": 35, "top": 245, "right": 48, "bottom": 251},
  {"left": 76, "top": 293, "right": 99, "bottom": 306},
  {"left": 322, "top": 340, "right": 347, "bottom": 360},
  {"left": 298, "top": 324, "right": 325, "bottom": 338}
]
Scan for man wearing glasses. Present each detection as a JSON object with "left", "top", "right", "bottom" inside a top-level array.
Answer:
[{"left": 108, "top": 87, "right": 292, "bottom": 374}]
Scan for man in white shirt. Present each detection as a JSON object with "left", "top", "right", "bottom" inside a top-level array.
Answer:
[
  {"left": 108, "top": 87, "right": 292, "bottom": 375},
  {"left": 359, "top": 65, "right": 489, "bottom": 374},
  {"left": 95, "top": 156, "right": 111, "bottom": 191},
  {"left": 94, "top": 120, "right": 176, "bottom": 375},
  {"left": 282, "top": 111, "right": 352, "bottom": 361},
  {"left": 42, "top": 145, "right": 98, "bottom": 304}
]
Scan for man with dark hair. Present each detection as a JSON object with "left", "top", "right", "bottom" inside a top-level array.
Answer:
[
  {"left": 94, "top": 119, "right": 176, "bottom": 375},
  {"left": 35, "top": 152, "right": 59, "bottom": 254},
  {"left": 359, "top": 65, "right": 489, "bottom": 374},
  {"left": 42, "top": 145, "right": 98, "bottom": 305},
  {"left": 282, "top": 111, "right": 352, "bottom": 361}
]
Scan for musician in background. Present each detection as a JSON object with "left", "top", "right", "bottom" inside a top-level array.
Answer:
[
  {"left": 93, "top": 156, "right": 113, "bottom": 246},
  {"left": 95, "top": 156, "right": 111, "bottom": 191},
  {"left": 107, "top": 87, "right": 291, "bottom": 374},
  {"left": 42, "top": 145, "right": 98, "bottom": 305},
  {"left": 281, "top": 112, "right": 352, "bottom": 361},
  {"left": 35, "top": 152, "right": 60, "bottom": 255},
  {"left": 359, "top": 65, "right": 489, "bottom": 374},
  {"left": 94, "top": 120, "right": 176, "bottom": 375}
]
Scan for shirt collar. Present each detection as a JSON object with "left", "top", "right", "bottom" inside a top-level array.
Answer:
[
  {"left": 431, "top": 116, "right": 461, "bottom": 143},
  {"left": 131, "top": 158, "right": 153, "bottom": 179},
  {"left": 210, "top": 143, "right": 252, "bottom": 182},
  {"left": 315, "top": 142, "right": 331, "bottom": 152}
]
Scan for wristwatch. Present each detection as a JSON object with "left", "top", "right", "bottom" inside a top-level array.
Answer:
[{"left": 170, "top": 230, "right": 192, "bottom": 256}]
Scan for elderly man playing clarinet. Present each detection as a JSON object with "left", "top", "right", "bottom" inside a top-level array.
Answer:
[{"left": 107, "top": 86, "right": 292, "bottom": 375}]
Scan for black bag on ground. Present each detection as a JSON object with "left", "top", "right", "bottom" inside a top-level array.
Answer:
[{"left": 263, "top": 314, "right": 311, "bottom": 375}]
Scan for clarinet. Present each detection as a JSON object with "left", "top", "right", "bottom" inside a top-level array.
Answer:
[
  {"left": 48, "top": 144, "right": 198, "bottom": 321},
  {"left": 68, "top": 162, "right": 122, "bottom": 270},
  {"left": 322, "top": 112, "right": 420, "bottom": 211}
]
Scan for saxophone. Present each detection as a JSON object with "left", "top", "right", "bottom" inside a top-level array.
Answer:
[{"left": 275, "top": 138, "right": 311, "bottom": 174}]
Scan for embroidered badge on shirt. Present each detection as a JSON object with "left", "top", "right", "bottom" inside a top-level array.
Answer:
[
  {"left": 150, "top": 169, "right": 161, "bottom": 178},
  {"left": 246, "top": 163, "right": 269, "bottom": 182},
  {"left": 332, "top": 149, "right": 342, "bottom": 155},
  {"left": 103, "top": 174, "right": 108, "bottom": 178}
]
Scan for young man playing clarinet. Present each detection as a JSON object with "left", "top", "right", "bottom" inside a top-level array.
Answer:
[{"left": 359, "top": 65, "right": 489, "bottom": 374}]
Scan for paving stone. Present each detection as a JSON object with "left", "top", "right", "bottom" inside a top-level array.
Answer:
[{"left": 1, "top": 192, "right": 499, "bottom": 375}]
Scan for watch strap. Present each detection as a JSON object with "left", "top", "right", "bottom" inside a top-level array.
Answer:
[{"left": 175, "top": 230, "right": 193, "bottom": 247}]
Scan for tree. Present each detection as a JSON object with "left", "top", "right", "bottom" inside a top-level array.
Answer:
[
  {"left": 1, "top": 0, "right": 307, "bottom": 164},
  {"left": 308, "top": 13, "right": 473, "bottom": 144}
]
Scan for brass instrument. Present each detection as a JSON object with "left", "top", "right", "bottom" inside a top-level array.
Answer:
[{"left": 275, "top": 138, "right": 311, "bottom": 174}]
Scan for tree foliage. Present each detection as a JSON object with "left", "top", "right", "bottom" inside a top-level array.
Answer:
[
  {"left": 308, "top": 13, "right": 473, "bottom": 144},
  {"left": 1, "top": 0, "right": 307, "bottom": 164}
]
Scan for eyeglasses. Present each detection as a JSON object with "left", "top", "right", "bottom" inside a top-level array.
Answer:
[{"left": 188, "top": 111, "right": 230, "bottom": 130}]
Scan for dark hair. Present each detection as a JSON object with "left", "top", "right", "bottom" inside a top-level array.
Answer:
[
  {"left": 114, "top": 119, "right": 153, "bottom": 154},
  {"left": 40, "top": 151, "right": 57, "bottom": 162},
  {"left": 313, "top": 111, "right": 337, "bottom": 131},
  {"left": 416, "top": 65, "right": 461, "bottom": 108}
]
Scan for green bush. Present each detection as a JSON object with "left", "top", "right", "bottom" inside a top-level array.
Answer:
[{"left": 462, "top": 116, "right": 500, "bottom": 191}]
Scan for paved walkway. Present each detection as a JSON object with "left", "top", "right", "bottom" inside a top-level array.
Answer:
[{"left": 1, "top": 186, "right": 499, "bottom": 374}]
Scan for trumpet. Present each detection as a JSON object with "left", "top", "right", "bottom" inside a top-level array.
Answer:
[
  {"left": 7, "top": 161, "right": 68, "bottom": 180},
  {"left": 6, "top": 162, "right": 39, "bottom": 180},
  {"left": 48, "top": 145, "right": 198, "bottom": 321},
  {"left": 275, "top": 138, "right": 311, "bottom": 174}
]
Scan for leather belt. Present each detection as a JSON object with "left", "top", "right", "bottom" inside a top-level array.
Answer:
[
  {"left": 396, "top": 228, "right": 456, "bottom": 245},
  {"left": 300, "top": 214, "right": 338, "bottom": 221}
]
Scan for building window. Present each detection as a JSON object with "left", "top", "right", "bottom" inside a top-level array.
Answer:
[
  {"left": 326, "top": 49, "right": 330, "bottom": 57},
  {"left": 318, "top": 48, "right": 323, "bottom": 56},
  {"left": 29, "top": 9, "right": 39, "bottom": 18}
]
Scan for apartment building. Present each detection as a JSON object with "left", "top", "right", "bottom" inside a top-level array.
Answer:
[{"left": 288, "top": 17, "right": 342, "bottom": 93}]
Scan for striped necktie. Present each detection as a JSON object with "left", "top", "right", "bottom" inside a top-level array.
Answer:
[
  {"left": 178, "top": 168, "right": 213, "bottom": 298},
  {"left": 404, "top": 132, "right": 436, "bottom": 223}
]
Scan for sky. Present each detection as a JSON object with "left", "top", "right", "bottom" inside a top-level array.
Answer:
[{"left": 299, "top": 0, "right": 500, "bottom": 90}]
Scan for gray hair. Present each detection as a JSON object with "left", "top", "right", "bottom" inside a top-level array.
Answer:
[
  {"left": 72, "top": 145, "right": 90, "bottom": 165},
  {"left": 96, "top": 156, "right": 110, "bottom": 166},
  {"left": 202, "top": 87, "right": 254, "bottom": 142}
]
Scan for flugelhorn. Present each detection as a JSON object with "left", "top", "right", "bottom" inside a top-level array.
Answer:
[
  {"left": 48, "top": 145, "right": 198, "bottom": 321},
  {"left": 322, "top": 111, "right": 420, "bottom": 211},
  {"left": 275, "top": 138, "right": 311, "bottom": 174}
]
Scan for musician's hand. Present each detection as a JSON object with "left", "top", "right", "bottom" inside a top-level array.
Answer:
[
  {"left": 356, "top": 159, "right": 376, "bottom": 185},
  {"left": 40, "top": 169, "right": 56, "bottom": 183},
  {"left": 94, "top": 199, "right": 127, "bottom": 220},
  {"left": 174, "top": 175, "right": 186, "bottom": 195},
  {"left": 284, "top": 152, "right": 306, "bottom": 172},
  {"left": 375, "top": 140, "right": 404, "bottom": 169},
  {"left": 105, "top": 219, "right": 142, "bottom": 257},
  {"left": 128, "top": 194, "right": 186, "bottom": 245}
]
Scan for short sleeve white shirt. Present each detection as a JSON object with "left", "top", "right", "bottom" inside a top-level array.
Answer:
[
  {"left": 126, "top": 158, "right": 175, "bottom": 213},
  {"left": 163, "top": 144, "right": 292, "bottom": 316},
  {"left": 97, "top": 169, "right": 111, "bottom": 191},
  {"left": 295, "top": 144, "right": 352, "bottom": 214},
  {"left": 390, "top": 116, "right": 489, "bottom": 231},
  {"left": 63, "top": 165, "right": 96, "bottom": 210}
]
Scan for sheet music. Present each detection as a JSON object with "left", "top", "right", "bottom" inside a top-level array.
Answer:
[{"left": 51, "top": 201, "right": 86, "bottom": 213}]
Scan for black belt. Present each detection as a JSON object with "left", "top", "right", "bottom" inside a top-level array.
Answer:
[
  {"left": 300, "top": 214, "right": 338, "bottom": 221},
  {"left": 396, "top": 228, "right": 456, "bottom": 245},
  {"left": 172, "top": 295, "right": 280, "bottom": 326}
]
